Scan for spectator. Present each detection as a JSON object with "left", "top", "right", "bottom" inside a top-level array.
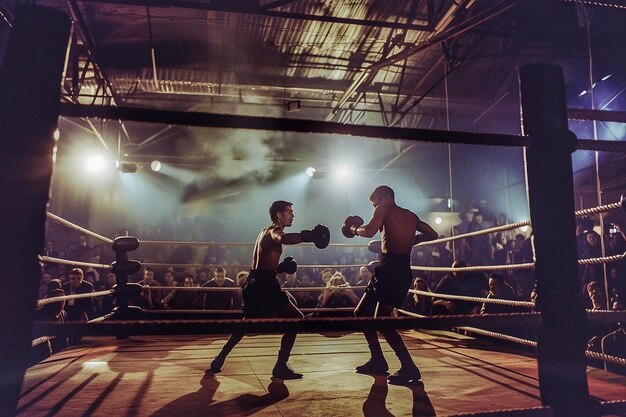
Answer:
[
  {"left": 170, "top": 274, "right": 202, "bottom": 310},
  {"left": 316, "top": 272, "right": 359, "bottom": 316},
  {"left": 63, "top": 268, "right": 95, "bottom": 322},
  {"left": 131, "top": 267, "right": 161, "bottom": 310},
  {"left": 202, "top": 267, "right": 236, "bottom": 310},
  {"left": 432, "top": 261, "right": 488, "bottom": 315},
  {"left": 400, "top": 277, "right": 432, "bottom": 316},
  {"left": 480, "top": 274, "right": 518, "bottom": 314}
]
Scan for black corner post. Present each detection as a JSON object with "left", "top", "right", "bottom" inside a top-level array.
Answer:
[
  {"left": 110, "top": 236, "right": 143, "bottom": 323},
  {"left": 520, "top": 64, "right": 599, "bottom": 417},
  {"left": 0, "top": 6, "right": 71, "bottom": 416}
]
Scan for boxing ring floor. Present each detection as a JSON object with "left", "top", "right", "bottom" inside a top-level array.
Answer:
[{"left": 17, "top": 330, "right": 626, "bottom": 417}]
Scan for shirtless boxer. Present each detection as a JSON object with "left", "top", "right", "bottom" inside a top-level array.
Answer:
[
  {"left": 209, "top": 200, "right": 329, "bottom": 379},
  {"left": 342, "top": 185, "right": 437, "bottom": 385}
]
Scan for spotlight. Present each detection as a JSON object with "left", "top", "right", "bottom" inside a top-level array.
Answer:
[
  {"left": 53, "top": 129, "right": 60, "bottom": 141},
  {"left": 119, "top": 162, "right": 138, "bottom": 173},
  {"left": 85, "top": 154, "right": 107, "bottom": 174},
  {"left": 305, "top": 167, "right": 316, "bottom": 177},
  {"left": 335, "top": 165, "right": 351, "bottom": 180},
  {"left": 435, "top": 217, "right": 443, "bottom": 225},
  {"left": 151, "top": 160, "right": 162, "bottom": 172}
]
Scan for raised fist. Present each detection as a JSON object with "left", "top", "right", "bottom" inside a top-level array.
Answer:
[{"left": 342, "top": 215, "right": 364, "bottom": 238}]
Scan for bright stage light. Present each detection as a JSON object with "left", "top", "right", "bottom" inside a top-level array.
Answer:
[
  {"left": 151, "top": 160, "right": 162, "bottom": 172},
  {"left": 53, "top": 129, "right": 60, "bottom": 141},
  {"left": 335, "top": 165, "right": 351, "bottom": 180},
  {"left": 435, "top": 217, "right": 443, "bottom": 225},
  {"left": 85, "top": 154, "right": 107, "bottom": 174},
  {"left": 305, "top": 167, "right": 316, "bottom": 177}
]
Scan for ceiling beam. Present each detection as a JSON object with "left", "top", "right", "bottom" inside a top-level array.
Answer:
[{"left": 72, "top": 0, "right": 433, "bottom": 31}]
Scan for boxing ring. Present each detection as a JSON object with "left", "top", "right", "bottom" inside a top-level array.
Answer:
[{"left": 2, "top": 11, "right": 626, "bottom": 415}]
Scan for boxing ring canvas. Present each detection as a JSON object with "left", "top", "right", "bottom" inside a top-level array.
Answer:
[{"left": 17, "top": 331, "right": 626, "bottom": 417}]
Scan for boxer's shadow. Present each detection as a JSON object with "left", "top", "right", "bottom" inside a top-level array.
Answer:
[
  {"left": 362, "top": 376, "right": 435, "bottom": 417},
  {"left": 150, "top": 375, "right": 289, "bottom": 417}
]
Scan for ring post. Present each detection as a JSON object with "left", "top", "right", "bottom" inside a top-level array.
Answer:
[
  {"left": 520, "top": 63, "right": 599, "bottom": 417},
  {"left": 111, "top": 237, "right": 143, "bottom": 326},
  {"left": 0, "top": 6, "right": 71, "bottom": 415}
]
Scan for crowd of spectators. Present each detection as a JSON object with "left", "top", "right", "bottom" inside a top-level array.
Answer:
[{"left": 37, "top": 212, "right": 626, "bottom": 372}]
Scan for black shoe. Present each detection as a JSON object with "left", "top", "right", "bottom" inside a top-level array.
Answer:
[
  {"left": 272, "top": 363, "right": 303, "bottom": 380},
  {"left": 209, "top": 354, "right": 225, "bottom": 373},
  {"left": 355, "top": 358, "right": 389, "bottom": 376},
  {"left": 387, "top": 368, "right": 422, "bottom": 385}
]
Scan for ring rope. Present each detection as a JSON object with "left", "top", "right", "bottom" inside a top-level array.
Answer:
[
  {"left": 141, "top": 262, "right": 367, "bottom": 269},
  {"left": 409, "top": 289, "right": 535, "bottom": 309},
  {"left": 417, "top": 197, "right": 623, "bottom": 249},
  {"left": 39, "top": 255, "right": 111, "bottom": 270},
  {"left": 416, "top": 220, "right": 531, "bottom": 248},
  {"left": 411, "top": 262, "right": 535, "bottom": 273},
  {"left": 31, "top": 313, "right": 544, "bottom": 335},
  {"left": 397, "top": 309, "right": 626, "bottom": 367},
  {"left": 36, "top": 289, "right": 115, "bottom": 307},
  {"left": 146, "top": 285, "right": 367, "bottom": 292},
  {"left": 141, "top": 307, "right": 356, "bottom": 314},
  {"left": 87, "top": 312, "right": 115, "bottom": 323},
  {"left": 411, "top": 252, "right": 624, "bottom": 273},
  {"left": 140, "top": 240, "right": 367, "bottom": 247},
  {"left": 46, "top": 212, "right": 113, "bottom": 244},
  {"left": 574, "top": 201, "right": 622, "bottom": 216}
]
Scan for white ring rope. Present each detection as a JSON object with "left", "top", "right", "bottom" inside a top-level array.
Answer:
[
  {"left": 36, "top": 289, "right": 115, "bottom": 308},
  {"left": 416, "top": 198, "right": 623, "bottom": 248},
  {"left": 140, "top": 240, "right": 366, "bottom": 247},
  {"left": 147, "top": 285, "right": 367, "bottom": 292},
  {"left": 40, "top": 255, "right": 111, "bottom": 270},
  {"left": 397, "top": 310, "right": 626, "bottom": 368},
  {"left": 411, "top": 252, "right": 625, "bottom": 273},
  {"left": 46, "top": 212, "right": 113, "bottom": 244},
  {"left": 409, "top": 289, "right": 535, "bottom": 309},
  {"left": 416, "top": 220, "right": 532, "bottom": 248},
  {"left": 141, "top": 262, "right": 367, "bottom": 269},
  {"left": 411, "top": 262, "right": 536, "bottom": 273}
]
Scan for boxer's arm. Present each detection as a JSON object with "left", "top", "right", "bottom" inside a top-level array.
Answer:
[
  {"left": 270, "top": 227, "right": 303, "bottom": 245},
  {"left": 415, "top": 217, "right": 438, "bottom": 243},
  {"left": 355, "top": 206, "right": 385, "bottom": 238}
]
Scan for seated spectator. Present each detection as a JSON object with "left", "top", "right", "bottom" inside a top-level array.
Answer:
[
  {"left": 131, "top": 267, "right": 162, "bottom": 310},
  {"left": 400, "top": 277, "right": 432, "bottom": 316},
  {"left": 316, "top": 272, "right": 359, "bottom": 316},
  {"left": 35, "top": 279, "right": 67, "bottom": 322},
  {"left": 63, "top": 268, "right": 95, "bottom": 322},
  {"left": 432, "top": 261, "right": 488, "bottom": 315},
  {"left": 170, "top": 274, "right": 202, "bottom": 310},
  {"left": 353, "top": 265, "right": 373, "bottom": 298},
  {"left": 282, "top": 272, "right": 301, "bottom": 288},
  {"left": 202, "top": 267, "right": 236, "bottom": 310},
  {"left": 480, "top": 274, "right": 518, "bottom": 314}
]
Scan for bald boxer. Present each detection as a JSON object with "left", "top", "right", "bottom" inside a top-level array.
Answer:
[
  {"left": 208, "top": 200, "right": 329, "bottom": 379},
  {"left": 343, "top": 185, "right": 437, "bottom": 385}
]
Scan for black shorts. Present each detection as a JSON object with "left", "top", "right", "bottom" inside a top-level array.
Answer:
[
  {"left": 366, "top": 253, "right": 412, "bottom": 308},
  {"left": 242, "top": 269, "right": 289, "bottom": 317}
]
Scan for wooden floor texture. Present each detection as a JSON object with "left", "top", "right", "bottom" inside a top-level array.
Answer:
[{"left": 17, "top": 330, "right": 626, "bottom": 416}]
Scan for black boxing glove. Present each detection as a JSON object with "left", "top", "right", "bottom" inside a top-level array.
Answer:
[
  {"left": 301, "top": 224, "right": 331, "bottom": 249},
  {"left": 342, "top": 215, "right": 364, "bottom": 238},
  {"left": 276, "top": 256, "right": 297, "bottom": 274},
  {"left": 367, "top": 240, "right": 382, "bottom": 254}
]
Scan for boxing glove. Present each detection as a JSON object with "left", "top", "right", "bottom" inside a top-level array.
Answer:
[
  {"left": 367, "top": 240, "right": 382, "bottom": 254},
  {"left": 276, "top": 256, "right": 297, "bottom": 274},
  {"left": 342, "top": 215, "right": 364, "bottom": 238},
  {"left": 301, "top": 224, "right": 331, "bottom": 249}
]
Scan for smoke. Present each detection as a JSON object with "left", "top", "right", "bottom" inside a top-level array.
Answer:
[{"left": 180, "top": 127, "right": 280, "bottom": 203}]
